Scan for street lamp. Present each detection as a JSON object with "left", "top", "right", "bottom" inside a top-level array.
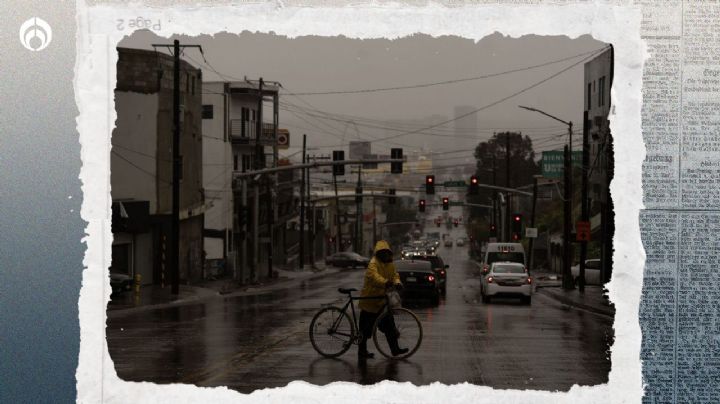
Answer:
[{"left": 518, "top": 105, "right": 574, "bottom": 290}]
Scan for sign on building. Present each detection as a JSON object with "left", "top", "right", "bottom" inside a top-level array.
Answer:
[{"left": 525, "top": 227, "right": 538, "bottom": 238}]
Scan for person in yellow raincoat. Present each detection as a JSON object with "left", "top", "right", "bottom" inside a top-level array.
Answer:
[{"left": 357, "top": 240, "right": 407, "bottom": 359}]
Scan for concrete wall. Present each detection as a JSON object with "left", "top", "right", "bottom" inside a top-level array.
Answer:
[
  {"left": 202, "top": 82, "right": 233, "bottom": 260},
  {"left": 111, "top": 92, "right": 158, "bottom": 212}
]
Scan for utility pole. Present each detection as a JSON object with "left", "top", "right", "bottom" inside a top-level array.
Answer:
[
  {"left": 333, "top": 172, "right": 342, "bottom": 253},
  {"left": 171, "top": 39, "right": 180, "bottom": 295},
  {"left": 355, "top": 166, "right": 363, "bottom": 254},
  {"left": 151, "top": 40, "right": 202, "bottom": 295},
  {"left": 306, "top": 152, "right": 312, "bottom": 268},
  {"left": 563, "top": 144, "right": 573, "bottom": 290},
  {"left": 528, "top": 175, "right": 539, "bottom": 273},
  {"left": 579, "top": 110, "right": 589, "bottom": 292},
  {"left": 299, "top": 134, "right": 306, "bottom": 270},
  {"left": 241, "top": 178, "right": 248, "bottom": 283},
  {"left": 492, "top": 152, "right": 497, "bottom": 236},
  {"left": 505, "top": 133, "right": 511, "bottom": 242},
  {"left": 518, "top": 106, "right": 574, "bottom": 289},
  {"left": 372, "top": 192, "right": 377, "bottom": 246}
]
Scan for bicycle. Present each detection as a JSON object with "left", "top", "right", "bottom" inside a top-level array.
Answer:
[{"left": 309, "top": 287, "right": 423, "bottom": 360}]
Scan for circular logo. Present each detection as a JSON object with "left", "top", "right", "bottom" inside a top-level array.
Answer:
[
  {"left": 19, "top": 17, "right": 52, "bottom": 52},
  {"left": 277, "top": 133, "right": 289, "bottom": 145}
]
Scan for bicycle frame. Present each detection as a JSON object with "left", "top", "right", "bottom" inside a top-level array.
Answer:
[{"left": 329, "top": 294, "right": 387, "bottom": 342}]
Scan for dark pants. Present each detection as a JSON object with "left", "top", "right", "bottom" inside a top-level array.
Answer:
[{"left": 359, "top": 310, "right": 400, "bottom": 353}]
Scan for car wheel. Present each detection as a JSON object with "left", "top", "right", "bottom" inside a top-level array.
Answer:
[
  {"left": 482, "top": 294, "right": 490, "bottom": 303},
  {"left": 522, "top": 296, "right": 532, "bottom": 305},
  {"left": 432, "top": 293, "right": 440, "bottom": 306},
  {"left": 441, "top": 285, "right": 447, "bottom": 296}
]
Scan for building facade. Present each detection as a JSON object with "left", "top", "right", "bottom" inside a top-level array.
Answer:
[{"left": 112, "top": 47, "right": 204, "bottom": 285}]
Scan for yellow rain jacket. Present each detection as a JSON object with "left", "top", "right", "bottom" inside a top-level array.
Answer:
[{"left": 359, "top": 240, "right": 401, "bottom": 313}]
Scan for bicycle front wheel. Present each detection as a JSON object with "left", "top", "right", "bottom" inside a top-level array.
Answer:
[
  {"left": 309, "top": 306, "right": 356, "bottom": 358},
  {"left": 373, "top": 308, "right": 423, "bottom": 360}
]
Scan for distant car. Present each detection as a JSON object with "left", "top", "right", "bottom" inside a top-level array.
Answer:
[
  {"left": 444, "top": 239, "right": 453, "bottom": 247},
  {"left": 481, "top": 262, "right": 532, "bottom": 304},
  {"left": 456, "top": 238, "right": 465, "bottom": 247},
  {"left": 325, "top": 252, "right": 370, "bottom": 269},
  {"left": 408, "top": 254, "right": 448, "bottom": 295},
  {"left": 395, "top": 259, "right": 440, "bottom": 306},
  {"left": 571, "top": 259, "right": 602, "bottom": 285}
]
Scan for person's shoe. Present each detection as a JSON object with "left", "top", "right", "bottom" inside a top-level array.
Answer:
[
  {"left": 358, "top": 350, "right": 375, "bottom": 359},
  {"left": 391, "top": 347, "right": 409, "bottom": 357}
]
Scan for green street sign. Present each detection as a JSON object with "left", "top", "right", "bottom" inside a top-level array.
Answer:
[
  {"left": 541, "top": 150, "right": 582, "bottom": 179},
  {"left": 443, "top": 181, "right": 467, "bottom": 187}
]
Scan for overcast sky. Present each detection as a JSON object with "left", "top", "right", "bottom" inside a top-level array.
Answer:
[{"left": 121, "top": 31, "right": 607, "bottom": 162}]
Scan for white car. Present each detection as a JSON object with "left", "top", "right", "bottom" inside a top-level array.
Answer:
[
  {"left": 571, "top": 259, "right": 602, "bottom": 285},
  {"left": 444, "top": 239, "right": 453, "bottom": 247},
  {"left": 481, "top": 262, "right": 532, "bottom": 304}
]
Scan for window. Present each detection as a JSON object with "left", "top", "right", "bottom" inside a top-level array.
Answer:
[
  {"left": 252, "top": 110, "right": 256, "bottom": 121},
  {"left": 233, "top": 154, "right": 238, "bottom": 171},
  {"left": 186, "top": 73, "right": 189, "bottom": 93},
  {"left": 599, "top": 76, "right": 606, "bottom": 106},
  {"left": 202, "top": 105, "right": 213, "bottom": 119},
  {"left": 191, "top": 76, "right": 196, "bottom": 95},
  {"left": 242, "top": 154, "right": 251, "bottom": 172},
  {"left": 587, "top": 83, "right": 592, "bottom": 109}
]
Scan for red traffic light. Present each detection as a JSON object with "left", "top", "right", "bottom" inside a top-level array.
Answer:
[
  {"left": 514, "top": 215, "right": 521, "bottom": 221},
  {"left": 426, "top": 176, "right": 434, "bottom": 184},
  {"left": 442, "top": 197, "right": 449, "bottom": 203},
  {"left": 471, "top": 176, "right": 478, "bottom": 185}
]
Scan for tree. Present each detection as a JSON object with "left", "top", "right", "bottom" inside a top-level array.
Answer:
[{"left": 468, "top": 132, "right": 540, "bottom": 220}]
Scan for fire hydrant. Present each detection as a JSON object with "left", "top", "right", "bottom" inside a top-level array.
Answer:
[{"left": 134, "top": 274, "right": 142, "bottom": 294}]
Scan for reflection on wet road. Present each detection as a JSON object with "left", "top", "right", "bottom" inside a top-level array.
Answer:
[{"left": 107, "top": 246, "right": 613, "bottom": 392}]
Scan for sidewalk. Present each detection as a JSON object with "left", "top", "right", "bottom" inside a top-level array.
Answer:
[{"left": 107, "top": 261, "right": 339, "bottom": 315}]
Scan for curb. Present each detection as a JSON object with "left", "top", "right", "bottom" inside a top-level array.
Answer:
[
  {"left": 536, "top": 287, "right": 615, "bottom": 317},
  {"left": 108, "top": 266, "right": 343, "bottom": 317}
]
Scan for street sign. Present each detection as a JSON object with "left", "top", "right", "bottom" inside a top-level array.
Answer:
[
  {"left": 449, "top": 201, "right": 463, "bottom": 207},
  {"left": 443, "top": 180, "right": 467, "bottom": 187},
  {"left": 576, "top": 221, "right": 591, "bottom": 241},
  {"left": 541, "top": 150, "right": 582, "bottom": 179},
  {"left": 525, "top": 227, "right": 538, "bottom": 238}
]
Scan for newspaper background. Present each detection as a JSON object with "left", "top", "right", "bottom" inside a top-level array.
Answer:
[{"left": 72, "top": 1, "right": 717, "bottom": 403}]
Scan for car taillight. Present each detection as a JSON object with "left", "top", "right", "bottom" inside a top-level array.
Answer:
[
  {"left": 526, "top": 277, "right": 533, "bottom": 284},
  {"left": 482, "top": 265, "right": 489, "bottom": 274},
  {"left": 487, "top": 276, "right": 494, "bottom": 283},
  {"left": 440, "top": 270, "right": 446, "bottom": 276},
  {"left": 427, "top": 275, "right": 435, "bottom": 282}
]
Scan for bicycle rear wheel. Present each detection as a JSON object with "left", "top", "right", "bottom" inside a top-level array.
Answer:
[
  {"left": 373, "top": 308, "right": 423, "bottom": 360},
  {"left": 309, "top": 306, "right": 356, "bottom": 358}
]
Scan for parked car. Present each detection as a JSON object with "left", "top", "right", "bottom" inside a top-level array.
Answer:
[
  {"left": 408, "top": 254, "right": 448, "bottom": 295},
  {"left": 456, "top": 238, "right": 465, "bottom": 247},
  {"left": 325, "top": 252, "right": 370, "bottom": 269},
  {"left": 444, "top": 239, "right": 453, "bottom": 247},
  {"left": 571, "top": 259, "right": 602, "bottom": 285},
  {"left": 395, "top": 259, "right": 440, "bottom": 306},
  {"left": 481, "top": 262, "right": 532, "bottom": 304},
  {"left": 110, "top": 273, "right": 133, "bottom": 295}
]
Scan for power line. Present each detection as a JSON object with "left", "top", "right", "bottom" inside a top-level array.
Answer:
[{"left": 282, "top": 46, "right": 609, "bottom": 96}]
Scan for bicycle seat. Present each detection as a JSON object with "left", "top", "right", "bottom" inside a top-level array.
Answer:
[{"left": 338, "top": 288, "right": 357, "bottom": 294}]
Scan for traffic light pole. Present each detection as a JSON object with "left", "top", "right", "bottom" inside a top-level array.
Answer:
[
  {"left": 563, "top": 144, "right": 573, "bottom": 290},
  {"left": 333, "top": 173, "right": 342, "bottom": 253},
  {"left": 299, "top": 135, "right": 306, "bottom": 270},
  {"left": 579, "top": 110, "right": 589, "bottom": 293},
  {"left": 528, "top": 176, "right": 539, "bottom": 272}
]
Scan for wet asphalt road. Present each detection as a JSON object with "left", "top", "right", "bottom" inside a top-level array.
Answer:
[{"left": 107, "top": 243, "right": 613, "bottom": 393}]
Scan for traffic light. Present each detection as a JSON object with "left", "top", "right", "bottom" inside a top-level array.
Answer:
[
  {"left": 332, "top": 150, "right": 345, "bottom": 176},
  {"left": 388, "top": 188, "right": 396, "bottom": 205},
  {"left": 391, "top": 148, "right": 403, "bottom": 174},
  {"left": 418, "top": 199, "right": 426, "bottom": 212},
  {"left": 442, "top": 197, "right": 449, "bottom": 211},
  {"left": 355, "top": 186, "right": 363, "bottom": 203},
  {"left": 468, "top": 175, "right": 479, "bottom": 195},
  {"left": 453, "top": 219, "right": 459, "bottom": 227},
  {"left": 511, "top": 213, "right": 523, "bottom": 240},
  {"left": 489, "top": 223, "right": 497, "bottom": 237},
  {"left": 425, "top": 175, "right": 435, "bottom": 194}
]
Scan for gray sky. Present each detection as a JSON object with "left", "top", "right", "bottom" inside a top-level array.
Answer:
[{"left": 121, "top": 31, "right": 606, "bottom": 161}]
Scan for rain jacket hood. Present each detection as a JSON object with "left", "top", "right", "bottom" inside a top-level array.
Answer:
[{"left": 359, "top": 240, "right": 401, "bottom": 313}]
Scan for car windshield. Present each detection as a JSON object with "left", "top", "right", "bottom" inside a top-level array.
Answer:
[
  {"left": 493, "top": 264, "right": 525, "bottom": 274},
  {"left": 487, "top": 252, "right": 524, "bottom": 265}
]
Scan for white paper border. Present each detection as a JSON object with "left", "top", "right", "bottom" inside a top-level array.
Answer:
[{"left": 75, "top": 2, "right": 646, "bottom": 403}]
